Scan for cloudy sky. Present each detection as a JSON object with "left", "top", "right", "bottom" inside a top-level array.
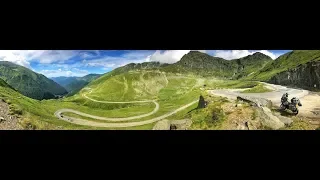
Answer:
[{"left": 0, "top": 50, "right": 290, "bottom": 77}]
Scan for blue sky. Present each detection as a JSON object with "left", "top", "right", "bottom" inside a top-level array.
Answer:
[{"left": 0, "top": 50, "right": 291, "bottom": 77}]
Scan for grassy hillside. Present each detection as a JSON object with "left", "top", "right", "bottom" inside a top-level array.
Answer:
[
  {"left": 249, "top": 50, "right": 320, "bottom": 81},
  {"left": 87, "top": 70, "right": 168, "bottom": 101},
  {"left": 0, "top": 61, "right": 67, "bottom": 100},
  {"left": 163, "top": 51, "right": 273, "bottom": 78}
]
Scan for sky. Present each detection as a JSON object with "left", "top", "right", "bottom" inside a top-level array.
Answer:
[{"left": 0, "top": 50, "right": 291, "bottom": 78}]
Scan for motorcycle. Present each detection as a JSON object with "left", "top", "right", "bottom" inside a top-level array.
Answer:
[{"left": 280, "top": 98, "right": 302, "bottom": 115}]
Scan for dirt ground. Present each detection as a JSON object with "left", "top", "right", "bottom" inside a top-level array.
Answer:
[{"left": 0, "top": 100, "right": 23, "bottom": 130}]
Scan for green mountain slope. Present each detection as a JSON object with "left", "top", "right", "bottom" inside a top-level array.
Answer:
[
  {"left": 52, "top": 74, "right": 101, "bottom": 96},
  {"left": 87, "top": 70, "right": 168, "bottom": 101},
  {"left": 249, "top": 50, "right": 320, "bottom": 81},
  {"left": 0, "top": 61, "right": 67, "bottom": 100},
  {"left": 163, "top": 51, "right": 273, "bottom": 78},
  {"left": 51, "top": 76, "right": 78, "bottom": 87},
  {"left": 0, "top": 78, "right": 14, "bottom": 90}
]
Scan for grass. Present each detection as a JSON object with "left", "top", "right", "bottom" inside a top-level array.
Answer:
[
  {"left": 249, "top": 50, "right": 320, "bottom": 81},
  {"left": 0, "top": 69, "right": 279, "bottom": 130},
  {"left": 241, "top": 83, "right": 272, "bottom": 93},
  {"left": 203, "top": 79, "right": 259, "bottom": 89},
  {"left": 282, "top": 117, "right": 316, "bottom": 130},
  {"left": 188, "top": 95, "right": 227, "bottom": 130},
  {"left": 0, "top": 71, "right": 203, "bottom": 129},
  {"left": 87, "top": 70, "right": 168, "bottom": 101}
]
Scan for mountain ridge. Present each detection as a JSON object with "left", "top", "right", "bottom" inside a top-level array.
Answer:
[{"left": 0, "top": 61, "right": 67, "bottom": 100}]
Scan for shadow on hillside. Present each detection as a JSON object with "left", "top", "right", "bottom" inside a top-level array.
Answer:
[{"left": 187, "top": 107, "right": 198, "bottom": 114}]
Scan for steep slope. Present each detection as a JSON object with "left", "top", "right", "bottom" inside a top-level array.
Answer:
[
  {"left": 0, "top": 61, "right": 67, "bottom": 100},
  {"left": 0, "top": 78, "right": 14, "bottom": 90},
  {"left": 163, "top": 51, "right": 273, "bottom": 78},
  {"left": 232, "top": 52, "right": 273, "bottom": 79},
  {"left": 250, "top": 50, "right": 320, "bottom": 81},
  {"left": 268, "top": 60, "right": 320, "bottom": 90}
]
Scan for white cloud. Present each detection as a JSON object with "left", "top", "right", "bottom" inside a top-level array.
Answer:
[
  {"left": 31, "top": 50, "right": 79, "bottom": 64},
  {"left": 0, "top": 50, "right": 32, "bottom": 68},
  {"left": 82, "top": 51, "right": 155, "bottom": 68},
  {"left": 38, "top": 68, "right": 89, "bottom": 78},
  {"left": 213, "top": 50, "right": 282, "bottom": 60},
  {"left": 0, "top": 50, "right": 80, "bottom": 69},
  {"left": 148, "top": 50, "right": 206, "bottom": 64}
]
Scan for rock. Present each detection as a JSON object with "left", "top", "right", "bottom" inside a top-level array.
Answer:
[
  {"left": 235, "top": 104, "right": 242, "bottom": 107},
  {"left": 236, "top": 122, "right": 249, "bottom": 130},
  {"left": 274, "top": 114, "right": 293, "bottom": 126},
  {"left": 237, "top": 95, "right": 272, "bottom": 108},
  {"left": 171, "top": 119, "right": 192, "bottom": 130},
  {"left": 170, "top": 124, "right": 177, "bottom": 130},
  {"left": 197, "top": 95, "right": 207, "bottom": 109},
  {"left": 269, "top": 61, "right": 320, "bottom": 91},
  {"left": 260, "top": 107, "right": 285, "bottom": 129},
  {"left": 0, "top": 117, "right": 4, "bottom": 123},
  {"left": 152, "top": 120, "right": 170, "bottom": 130}
]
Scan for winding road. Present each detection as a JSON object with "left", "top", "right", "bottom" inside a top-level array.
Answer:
[
  {"left": 54, "top": 88, "right": 198, "bottom": 128},
  {"left": 208, "top": 83, "right": 309, "bottom": 106}
]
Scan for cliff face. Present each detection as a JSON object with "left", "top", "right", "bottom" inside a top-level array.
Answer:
[{"left": 269, "top": 61, "right": 320, "bottom": 90}]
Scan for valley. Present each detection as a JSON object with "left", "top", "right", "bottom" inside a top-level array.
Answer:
[{"left": 1, "top": 50, "right": 320, "bottom": 130}]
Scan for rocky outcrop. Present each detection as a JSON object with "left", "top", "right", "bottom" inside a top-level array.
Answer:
[
  {"left": 0, "top": 99, "right": 22, "bottom": 130},
  {"left": 197, "top": 95, "right": 208, "bottom": 109},
  {"left": 274, "top": 113, "right": 293, "bottom": 126},
  {"left": 237, "top": 95, "right": 272, "bottom": 108},
  {"left": 236, "top": 95, "right": 285, "bottom": 129},
  {"left": 260, "top": 107, "right": 285, "bottom": 129},
  {"left": 152, "top": 119, "right": 171, "bottom": 130},
  {"left": 171, "top": 119, "right": 192, "bottom": 130},
  {"left": 269, "top": 61, "right": 320, "bottom": 90},
  {"left": 152, "top": 119, "right": 192, "bottom": 130}
]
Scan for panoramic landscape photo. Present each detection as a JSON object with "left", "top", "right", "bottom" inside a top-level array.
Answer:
[{"left": 0, "top": 50, "right": 320, "bottom": 130}]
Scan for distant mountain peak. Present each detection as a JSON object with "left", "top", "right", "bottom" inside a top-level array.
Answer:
[{"left": 249, "top": 52, "right": 271, "bottom": 59}]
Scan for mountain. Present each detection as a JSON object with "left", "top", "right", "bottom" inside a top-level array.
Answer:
[
  {"left": 163, "top": 51, "right": 273, "bottom": 78},
  {"left": 51, "top": 76, "right": 78, "bottom": 87},
  {"left": 250, "top": 50, "right": 320, "bottom": 81},
  {"left": 250, "top": 50, "right": 320, "bottom": 90},
  {"left": 85, "top": 70, "right": 168, "bottom": 101},
  {"left": 87, "top": 62, "right": 167, "bottom": 87},
  {"left": 0, "top": 61, "right": 67, "bottom": 100},
  {"left": 0, "top": 78, "right": 14, "bottom": 90},
  {"left": 108, "top": 62, "right": 169, "bottom": 76},
  {"left": 52, "top": 74, "right": 102, "bottom": 96}
]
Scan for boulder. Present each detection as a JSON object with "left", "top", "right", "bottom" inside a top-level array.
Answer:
[
  {"left": 236, "top": 122, "right": 249, "bottom": 130},
  {"left": 260, "top": 107, "right": 285, "bottom": 129},
  {"left": 197, "top": 95, "right": 207, "bottom": 109},
  {"left": 171, "top": 119, "right": 192, "bottom": 130},
  {"left": 237, "top": 95, "right": 272, "bottom": 108},
  {"left": 0, "top": 117, "right": 4, "bottom": 123},
  {"left": 152, "top": 120, "right": 170, "bottom": 130},
  {"left": 274, "top": 113, "right": 293, "bottom": 126},
  {"left": 236, "top": 95, "right": 284, "bottom": 129}
]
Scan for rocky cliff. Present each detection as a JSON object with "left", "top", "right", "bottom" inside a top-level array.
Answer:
[{"left": 269, "top": 60, "right": 320, "bottom": 90}]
